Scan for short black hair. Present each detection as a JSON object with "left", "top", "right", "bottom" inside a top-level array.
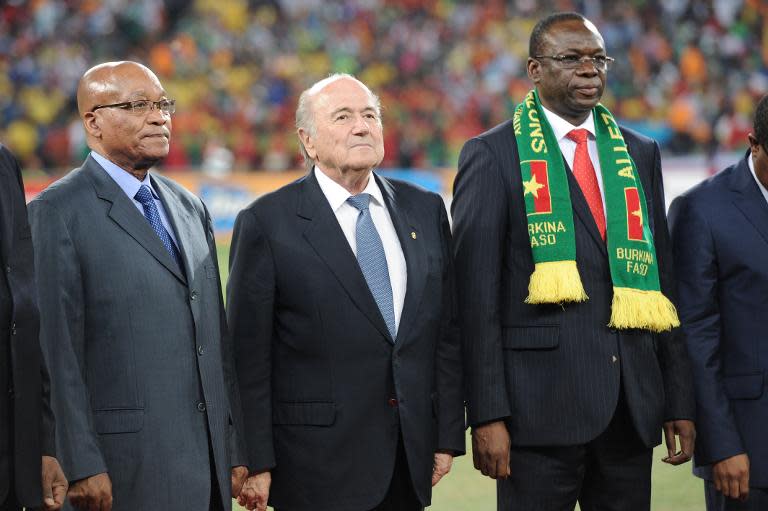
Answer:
[
  {"left": 754, "top": 94, "right": 768, "bottom": 148},
  {"left": 529, "top": 12, "right": 588, "bottom": 57}
]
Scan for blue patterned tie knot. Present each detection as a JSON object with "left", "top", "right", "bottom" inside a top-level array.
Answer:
[
  {"left": 134, "top": 185, "right": 183, "bottom": 270},
  {"left": 347, "top": 193, "right": 397, "bottom": 340}
]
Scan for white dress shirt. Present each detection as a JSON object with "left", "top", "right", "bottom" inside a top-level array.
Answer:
[
  {"left": 541, "top": 106, "right": 606, "bottom": 211},
  {"left": 314, "top": 166, "right": 407, "bottom": 333},
  {"left": 748, "top": 153, "right": 768, "bottom": 205}
]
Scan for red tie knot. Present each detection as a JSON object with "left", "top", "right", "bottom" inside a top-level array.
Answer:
[{"left": 567, "top": 128, "right": 589, "bottom": 144}]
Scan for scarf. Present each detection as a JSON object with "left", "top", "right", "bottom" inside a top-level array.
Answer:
[{"left": 512, "top": 89, "right": 679, "bottom": 332}]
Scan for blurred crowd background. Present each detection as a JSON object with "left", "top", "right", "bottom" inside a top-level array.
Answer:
[{"left": 2, "top": 0, "right": 767, "bottom": 174}]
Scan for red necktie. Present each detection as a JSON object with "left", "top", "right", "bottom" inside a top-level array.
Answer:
[{"left": 566, "top": 128, "right": 606, "bottom": 240}]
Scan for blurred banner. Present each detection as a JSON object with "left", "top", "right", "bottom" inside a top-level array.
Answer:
[{"left": 21, "top": 151, "right": 741, "bottom": 236}]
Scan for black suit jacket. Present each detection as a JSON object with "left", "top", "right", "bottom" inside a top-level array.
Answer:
[
  {"left": 452, "top": 120, "right": 694, "bottom": 448},
  {"left": 0, "top": 144, "right": 55, "bottom": 506},
  {"left": 227, "top": 171, "right": 465, "bottom": 511},
  {"left": 669, "top": 154, "right": 768, "bottom": 488}
]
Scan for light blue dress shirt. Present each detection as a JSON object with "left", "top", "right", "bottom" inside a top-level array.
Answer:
[{"left": 91, "top": 151, "right": 180, "bottom": 247}]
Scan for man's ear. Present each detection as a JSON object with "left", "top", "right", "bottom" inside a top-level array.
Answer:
[
  {"left": 82, "top": 112, "right": 102, "bottom": 139},
  {"left": 297, "top": 128, "right": 316, "bottom": 160},
  {"left": 527, "top": 57, "right": 541, "bottom": 84},
  {"left": 748, "top": 133, "right": 762, "bottom": 157}
]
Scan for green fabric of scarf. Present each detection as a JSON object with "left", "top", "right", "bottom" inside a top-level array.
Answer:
[{"left": 512, "top": 89, "right": 679, "bottom": 332}]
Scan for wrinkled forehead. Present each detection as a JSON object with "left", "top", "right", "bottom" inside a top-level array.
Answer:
[
  {"left": 542, "top": 19, "right": 605, "bottom": 53},
  {"left": 90, "top": 64, "right": 165, "bottom": 103},
  {"left": 312, "top": 79, "right": 379, "bottom": 115}
]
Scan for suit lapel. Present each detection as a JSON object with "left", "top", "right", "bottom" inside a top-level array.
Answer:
[
  {"left": 298, "top": 172, "right": 393, "bottom": 342},
  {"left": 84, "top": 157, "right": 186, "bottom": 284},
  {"left": 376, "top": 175, "right": 427, "bottom": 348},
  {"left": 152, "top": 176, "right": 195, "bottom": 282},
  {"left": 0, "top": 166, "right": 16, "bottom": 265},
  {"left": 730, "top": 155, "right": 768, "bottom": 247}
]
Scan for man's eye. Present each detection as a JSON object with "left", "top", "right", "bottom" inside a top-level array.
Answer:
[
  {"left": 132, "top": 100, "right": 151, "bottom": 110},
  {"left": 559, "top": 55, "right": 581, "bottom": 64},
  {"left": 593, "top": 56, "right": 608, "bottom": 64},
  {"left": 335, "top": 114, "right": 348, "bottom": 121}
]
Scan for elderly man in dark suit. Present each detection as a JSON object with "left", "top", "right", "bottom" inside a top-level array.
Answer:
[
  {"left": 28, "top": 61, "right": 248, "bottom": 511},
  {"left": 228, "top": 74, "right": 464, "bottom": 511},
  {"left": 0, "top": 144, "right": 67, "bottom": 511},
  {"left": 669, "top": 94, "right": 768, "bottom": 510},
  {"left": 452, "top": 12, "right": 696, "bottom": 510}
]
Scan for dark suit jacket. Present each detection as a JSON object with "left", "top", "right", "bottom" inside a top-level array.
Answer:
[
  {"left": 28, "top": 155, "right": 247, "bottom": 510},
  {"left": 669, "top": 154, "right": 768, "bottom": 488},
  {"left": 0, "top": 144, "right": 55, "bottom": 507},
  {"left": 452, "top": 120, "right": 694, "bottom": 448},
  {"left": 227, "top": 171, "right": 465, "bottom": 511}
]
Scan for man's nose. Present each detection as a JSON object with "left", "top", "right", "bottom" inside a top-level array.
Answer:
[
  {"left": 351, "top": 114, "right": 372, "bottom": 134},
  {"left": 147, "top": 107, "right": 169, "bottom": 125}
]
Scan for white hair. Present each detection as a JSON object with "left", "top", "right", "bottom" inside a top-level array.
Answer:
[{"left": 295, "top": 73, "right": 382, "bottom": 167}]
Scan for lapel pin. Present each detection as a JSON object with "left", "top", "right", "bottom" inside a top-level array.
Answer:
[{"left": 410, "top": 231, "right": 417, "bottom": 239}]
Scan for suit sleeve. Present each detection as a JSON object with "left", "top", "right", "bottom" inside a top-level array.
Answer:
[
  {"left": 451, "top": 137, "right": 512, "bottom": 427},
  {"left": 227, "top": 208, "right": 276, "bottom": 472},
  {"left": 4, "top": 147, "right": 56, "bottom": 458},
  {"left": 435, "top": 197, "right": 466, "bottom": 454},
  {"left": 647, "top": 142, "right": 696, "bottom": 422},
  {"left": 669, "top": 194, "right": 742, "bottom": 465},
  {"left": 203, "top": 203, "right": 248, "bottom": 469},
  {"left": 28, "top": 199, "right": 108, "bottom": 481}
]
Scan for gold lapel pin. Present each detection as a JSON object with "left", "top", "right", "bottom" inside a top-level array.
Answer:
[{"left": 410, "top": 231, "right": 417, "bottom": 239}]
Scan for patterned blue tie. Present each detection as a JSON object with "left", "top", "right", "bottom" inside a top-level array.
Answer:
[
  {"left": 347, "top": 193, "right": 397, "bottom": 340},
  {"left": 134, "top": 185, "right": 183, "bottom": 269}
]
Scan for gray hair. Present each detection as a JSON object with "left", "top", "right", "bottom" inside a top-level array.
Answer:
[{"left": 295, "top": 73, "right": 382, "bottom": 167}]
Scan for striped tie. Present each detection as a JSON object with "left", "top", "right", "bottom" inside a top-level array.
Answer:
[{"left": 134, "top": 185, "right": 183, "bottom": 269}]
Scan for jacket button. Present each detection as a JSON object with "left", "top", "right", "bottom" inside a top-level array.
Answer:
[
  {"left": 197, "top": 345, "right": 204, "bottom": 355},
  {"left": 5, "top": 265, "right": 10, "bottom": 273},
  {"left": 197, "top": 402, "right": 206, "bottom": 412},
  {"left": 10, "top": 322, "right": 16, "bottom": 336},
  {"left": 387, "top": 398, "right": 398, "bottom": 407},
  {"left": 8, "top": 387, "right": 14, "bottom": 399},
  {"left": 190, "top": 291, "right": 198, "bottom": 301}
]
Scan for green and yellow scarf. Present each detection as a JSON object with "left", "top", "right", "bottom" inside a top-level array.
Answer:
[{"left": 512, "top": 89, "right": 678, "bottom": 332}]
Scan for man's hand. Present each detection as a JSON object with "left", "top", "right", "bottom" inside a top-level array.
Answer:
[
  {"left": 231, "top": 465, "right": 249, "bottom": 499},
  {"left": 237, "top": 471, "right": 271, "bottom": 511},
  {"left": 661, "top": 419, "right": 696, "bottom": 465},
  {"left": 431, "top": 452, "right": 454, "bottom": 487},
  {"left": 713, "top": 453, "right": 750, "bottom": 501},
  {"left": 67, "top": 472, "right": 112, "bottom": 511},
  {"left": 41, "top": 456, "right": 68, "bottom": 510},
  {"left": 471, "top": 421, "right": 511, "bottom": 479}
]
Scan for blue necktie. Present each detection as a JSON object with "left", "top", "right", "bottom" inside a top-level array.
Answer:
[
  {"left": 347, "top": 193, "right": 397, "bottom": 340},
  {"left": 134, "top": 185, "right": 183, "bottom": 270}
]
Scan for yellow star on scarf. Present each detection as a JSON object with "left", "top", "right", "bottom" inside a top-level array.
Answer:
[
  {"left": 631, "top": 207, "right": 643, "bottom": 226},
  {"left": 523, "top": 175, "right": 545, "bottom": 198}
]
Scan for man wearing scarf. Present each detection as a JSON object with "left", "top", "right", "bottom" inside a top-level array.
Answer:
[{"left": 452, "top": 12, "right": 696, "bottom": 510}]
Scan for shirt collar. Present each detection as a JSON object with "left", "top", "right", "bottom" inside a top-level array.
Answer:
[
  {"left": 91, "top": 151, "right": 158, "bottom": 200},
  {"left": 314, "top": 166, "right": 385, "bottom": 211},
  {"left": 748, "top": 152, "right": 768, "bottom": 202},
  {"left": 540, "top": 105, "right": 596, "bottom": 142}
]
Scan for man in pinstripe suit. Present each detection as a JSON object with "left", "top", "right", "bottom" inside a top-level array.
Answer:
[{"left": 452, "top": 12, "right": 695, "bottom": 510}]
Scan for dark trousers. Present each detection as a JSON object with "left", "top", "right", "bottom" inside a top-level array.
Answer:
[
  {"left": 370, "top": 435, "right": 423, "bottom": 511},
  {"left": 274, "top": 434, "right": 422, "bottom": 511},
  {"left": 0, "top": 487, "right": 20, "bottom": 511},
  {"left": 498, "top": 391, "right": 652, "bottom": 511},
  {"left": 705, "top": 480, "right": 768, "bottom": 510}
]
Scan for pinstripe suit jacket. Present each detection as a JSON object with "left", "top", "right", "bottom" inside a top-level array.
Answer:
[
  {"left": 452, "top": 120, "right": 694, "bottom": 448},
  {"left": 28, "top": 156, "right": 247, "bottom": 510}
]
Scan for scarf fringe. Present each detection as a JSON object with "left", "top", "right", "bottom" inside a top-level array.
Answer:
[
  {"left": 608, "top": 287, "right": 680, "bottom": 332},
  {"left": 525, "top": 261, "right": 589, "bottom": 304}
]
